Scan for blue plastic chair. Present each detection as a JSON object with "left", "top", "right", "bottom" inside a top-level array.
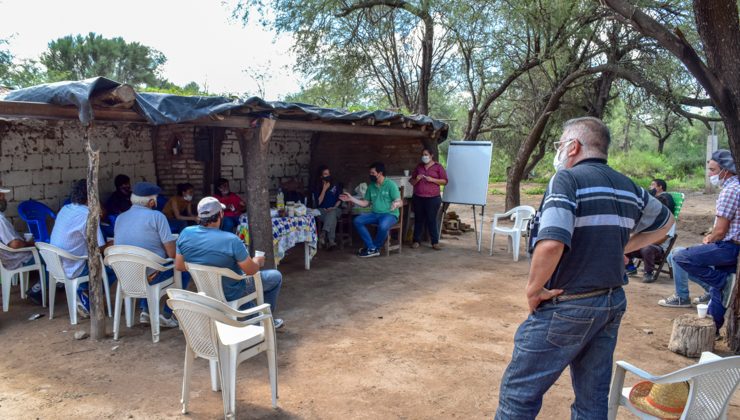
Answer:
[
  {"left": 18, "top": 200, "right": 56, "bottom": 243},
  {"left": 156, "top": 195, "right": 168, "bottom": 212}
]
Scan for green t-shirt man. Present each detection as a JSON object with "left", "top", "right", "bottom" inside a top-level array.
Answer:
[{"left": 364, "top": 179, "right": 401, "bottom": 218}]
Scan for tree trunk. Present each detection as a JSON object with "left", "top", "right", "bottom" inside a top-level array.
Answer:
[
  {"left": 238, "top": 120, "right": 276, "bottom": 269},
  {"left": 621, "top": 116, "right": 632, "bottom": 152},
  {"left": 658, "top": 136, "right": 668, "bottom": 154},
  {"left": 523, "top": 139, "right": 548, "bottom": 180},
  {"left": 668, "top": 313, "right": 715, "bottom": 357},
  {"left": 84, "top": 125, "right": 106, "bottom": 340},
  {"left": 416, "top": 3, "right": 433, "bottom": 115}
]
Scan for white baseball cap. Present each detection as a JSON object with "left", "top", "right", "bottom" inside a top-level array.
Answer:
[{"left": 197, "top": 196, "right": 226, "bottom": 218}]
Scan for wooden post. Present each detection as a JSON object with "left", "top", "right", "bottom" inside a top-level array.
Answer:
[
  {"left": 84, "top": 124, "right": 106, "bottom": 340},
  {"left": 668, "top": 313, "right": 715, "bottom": 357},
  {"left": 726, "top": 274, "right": 740, "bottom": 352},
  {"left": 237, "top": 119, "right": 276, "bottom": 268}
]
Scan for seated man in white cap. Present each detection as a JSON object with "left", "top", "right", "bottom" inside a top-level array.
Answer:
[
  {"left": 114, "top": 181, "right": 188, "bottom": 328},
  {"left": 175, "top": 197, "right": 284, "bottom": 329},
  {"left": 659, "top": 149, "right": 740, "bottom": 338}
]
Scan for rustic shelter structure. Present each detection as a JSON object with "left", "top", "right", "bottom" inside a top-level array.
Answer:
[{"left": 0, "top": 78, "right": 449, "bottom": 263}]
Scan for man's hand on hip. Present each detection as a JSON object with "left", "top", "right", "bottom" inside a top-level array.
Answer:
[{"left": 527, "top": 287, "right": 564, "bottom": 313}]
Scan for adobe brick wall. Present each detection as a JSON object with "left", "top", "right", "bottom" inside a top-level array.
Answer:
[
  {"left": 219, "top": 129, "right": 313, "bottom": 197},
  {"left": 309, "top": 133, "right": 426, "bottom": 193},
  {"left": 0, "top": 118, "right": 156, "bottom": 230},
  {"left": 152, "top": 125, "right": 206, "bottom": 199}
]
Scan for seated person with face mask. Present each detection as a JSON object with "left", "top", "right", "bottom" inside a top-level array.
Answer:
[
  {"left": 658, "top": 150, "right": 740, "bottom": 339},
  {"left": 214, "top": 178, "right": 245, "bottom": 233},
  {"left": 163, "top": 183, "right": 198, "bottom": 234},
  {"left": 339, "top": 161, "right": 402, "bottom": 258}
]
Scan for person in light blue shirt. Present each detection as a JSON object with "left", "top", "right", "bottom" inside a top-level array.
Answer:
[
  {"left": 175, "top": 197, "right": 284, "bottom": 329},
  {"left": 50, "top": 180, "right": 117, "bottom": 318},
  {"left": 114, "top": 181, "right": 189, "bottom": 328}
]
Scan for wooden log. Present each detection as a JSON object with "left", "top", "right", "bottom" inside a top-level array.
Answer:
[
  {"left": 84, "top": 125, "right": 106, "bottom": 340},
  {"left": 90, "top": 84, "right": 136, "bottom": 108},
  {"left": 668, "top": 313, "right": 715, "bottom": 357},
  {"left": 726, "top": 273, "right": 740, "bottom": 351}
]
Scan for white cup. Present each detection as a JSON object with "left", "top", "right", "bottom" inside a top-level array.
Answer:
[
  {"left": 288, "top": 207, "right": 295, "bottom": 217},
  {"left": 404, "top": 170, "right": 410, "bottom": 177},
  {"left": 23, "top": 233, "right": 33, "bottom": 241},
  {"left": 697, "top": 303, "right": 708, "bottom": 319},
  {"left": 254, "top": 250, "right": 265, "bottom": 258}
]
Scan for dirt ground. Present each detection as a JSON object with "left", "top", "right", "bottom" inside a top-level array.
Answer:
[{"left": 1, "top": 183, "right": 738, "bottom": 419}]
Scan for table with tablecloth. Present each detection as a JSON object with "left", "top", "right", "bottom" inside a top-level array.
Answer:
[{"left": 238, "top": 214, "right": 318, "bottom": 269}]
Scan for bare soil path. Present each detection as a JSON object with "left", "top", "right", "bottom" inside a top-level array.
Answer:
[{"left": 0, "top": 184, "right": 737, "bottom": 419}]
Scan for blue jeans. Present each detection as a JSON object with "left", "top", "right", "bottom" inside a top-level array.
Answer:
[
  {"left": 221, "top": 216, "right": 239, "bottom": 233},
  {"left": 668, "top": 247, "right": 712, "bottom": 300},
  {"left": 77, "top": 264, "right": 118, "bottom": 311},
  {"left": 354, "top": 212, "right": 398, "bottom": 250},
  {"left": 238, "top": 269, "right": 282, "bottom": 315},
  {"left": 496, "top": 288, "right": 627, "bottom": 420},
  {"left": 167, "top": 219, "right": 188, "bottom": 234},
  {"left": 140, "top": 269, "right": 192, "bottom": 315},
  {"left": 673, "top": 242, "right": 739, "bottom": 329}
]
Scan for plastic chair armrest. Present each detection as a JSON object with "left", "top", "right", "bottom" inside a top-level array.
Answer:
[
  {"left": 6, "top": 246, "right": 37, "bottom": 253},
  {"left": 218, "top": 303, "right": 273, "bottom": 328},
  {"left": 615, "top": 361, "right": 658, "bottom": 381}
]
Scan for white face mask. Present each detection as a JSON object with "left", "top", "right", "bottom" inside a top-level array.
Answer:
[
  {"left": 183, "top": 194, "right": 193, "bottom": 202},
  {"left": 553, "top": 140, "right": 574, "bottom": 172},
  {"left": 710, "top": 170, "right": 725, "bottom": 187},
  {"left": 421, "top": 155, "right": 431, "bottom": 164}
]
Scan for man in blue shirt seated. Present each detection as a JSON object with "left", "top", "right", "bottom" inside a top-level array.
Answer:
[
  {"left": 175, "top": 197, "right": 284, "bottom": 329},
  {"left": 114, "top": 181, "right": 190, "bottom": 328}
]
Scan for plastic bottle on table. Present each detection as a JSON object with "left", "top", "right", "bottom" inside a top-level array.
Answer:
[{"left": 276, "top": 188, "right": 285, "bottom": 210}]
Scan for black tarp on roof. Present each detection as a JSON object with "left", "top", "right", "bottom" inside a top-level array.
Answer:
[{"left": 4, "top": 77, "right": 448, "bottom": 139}]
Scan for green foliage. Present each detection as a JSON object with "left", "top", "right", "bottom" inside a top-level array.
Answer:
[
  {"left": 40, "top": 33, "right": 166, "bottom": 87},
  {"left": 142, "top": 80, "right": 208, "bottom": 96},
  {"left": 0, "top": 39, "right": 11, "bottom": 85},
  {"left": 524, "top": 186, "right": 546, "bottom": 195}
]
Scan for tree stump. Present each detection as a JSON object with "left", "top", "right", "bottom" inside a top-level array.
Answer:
[{"left": 668, "top": 314, "right": 715, "bottom": 358}]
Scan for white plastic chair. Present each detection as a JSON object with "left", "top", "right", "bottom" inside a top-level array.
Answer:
[
  {"left": 489, "top": 205, "right": 535, "bottom": 261},
  {"left": 166, "top": 289, "right": 278, "bottom": 419},
  {"left": 185, "top": 262, "right": 263, "bottom": 310},
  {"left": 608, "top": 351, "right": 740, "bottom": 419},
  {"left": 104, "top": 246, "right": 179, "bottom": 343},
  {"left": 35, "top": 242, "right": 112, "bottom": 324},
  {"left": 0, "top": 242, "right": 46, "bottom": 311},
  {"left": 105, "top": 245, "right": 183, "bottom": 289}
]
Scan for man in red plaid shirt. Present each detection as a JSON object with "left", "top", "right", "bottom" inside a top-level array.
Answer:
[{"left": 659, "top": 149, "right": 740, "bottom": 337}]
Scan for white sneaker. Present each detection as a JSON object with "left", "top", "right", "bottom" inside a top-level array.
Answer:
[
  {"left": 273, "top": 318, "right": 284, "bottom": 330},
  {"left": 139, "top": 312, "right": 150, "bottom": 324},
  {"left": 159, "top": 315, "right": 179, "bottom": 328},
  {"left": 76, "top": 302, "right": 90, "bottom": 319}
]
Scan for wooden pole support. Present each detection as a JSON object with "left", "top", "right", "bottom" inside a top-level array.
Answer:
[{"left": 668, "top": 313, "right": 715, "bottom": 358}]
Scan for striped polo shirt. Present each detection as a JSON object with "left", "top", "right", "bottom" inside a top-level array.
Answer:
[{"left": 536, "top": 159, "right": 671, "bottom": 293}]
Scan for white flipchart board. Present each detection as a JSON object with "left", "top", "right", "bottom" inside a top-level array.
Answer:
[
  {"left": 441, "top": 141, "right": 492, "bottom": 252},
  {"left": 443, "top": 141, "right": 492, "bottom": 206}
]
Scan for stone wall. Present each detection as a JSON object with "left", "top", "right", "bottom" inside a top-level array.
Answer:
[
  {"left": 0, "top": 118, "right": 156, "bottom": 230},
  {"left": 152, "top": 125, "right": 206, "bottom": 198}
]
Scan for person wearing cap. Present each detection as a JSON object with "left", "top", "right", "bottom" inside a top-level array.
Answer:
[
  {"left": 114, "top": 181, "right": 189, "bottom": 328},
  {"left": 104, "top": 174, "right": 132, "bottom": 216},
  {"left": 659, "top": 149, "right": 740, "bottom": 336},
  {"left": 0, "top": 186, "right": 38, "bottom": 293},
  {"left": 50, "top": 180, "right": 117, "bottom": 318},
  {"left": 495, "top": 117, "right": 673, "bottom": 419},
  {"left": 175, "top": 196, "right": 284, "bottom": 329}
]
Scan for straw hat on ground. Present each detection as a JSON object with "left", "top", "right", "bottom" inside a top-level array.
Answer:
[{"left": 628, "top": 380, "right": 689, "bottom": 419}]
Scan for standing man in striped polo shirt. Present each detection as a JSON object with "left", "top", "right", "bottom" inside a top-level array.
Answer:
[{"left": 495, "top": 117, "right": 673, "bottom": 419}]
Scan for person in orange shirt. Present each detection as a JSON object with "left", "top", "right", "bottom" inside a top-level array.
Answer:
[{"left": 163, "top": 183, "right": 198, "bottom": 233}]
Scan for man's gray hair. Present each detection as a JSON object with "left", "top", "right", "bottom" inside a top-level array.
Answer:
[
  {"left": 131, "top": 193, "right": 156, "bottom": 207},
  {"left": 563, "top": 117, "right": 611, "bottom": 157}
]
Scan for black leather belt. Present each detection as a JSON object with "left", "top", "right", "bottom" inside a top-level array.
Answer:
[{"left": 548, "top": 287, "right": 621, "bottom": 304}]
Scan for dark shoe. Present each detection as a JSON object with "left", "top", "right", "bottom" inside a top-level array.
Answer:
[
  {"left": 273, "top": 318, "right": 284, "bottom": 329},
  {"left": 658, "top": 294, "right": 691, "bottom": 308},
  {"left": 358, "top": 248, "right": 380, "bottom": 258},
  {"left": 327, "top": 242, "right": 337, "bottom": 251},
  {"left": 642, "top": 272, "right": 656, "bottom": 283},
  {"left": 692, "top": 293, "right": 711, "bottom": 305},
  {"left": 625, "top": 263, "right": 638, "bottom": 276},
  {"left": 357, "top": 248, "right": 367, "bottom": 256}
]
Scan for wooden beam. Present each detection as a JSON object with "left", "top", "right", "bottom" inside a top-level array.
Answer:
[
  {"left": 0, "top": 101, "right": 147, "bottom": 123},
  {"left": 275, "top": 119, "right": 433, "bottom": 138}
]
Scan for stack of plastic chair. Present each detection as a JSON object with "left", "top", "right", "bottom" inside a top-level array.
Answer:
[
  {"left": 18, "top": 200, "right": 56, "bottom": 242},
  {"left": 0, "top": 242, "right": 46, "bottom": 311},
  {"left": 104, "top": 245, "right": 179, "bottom": 343},
  {"left": 35, "top": 242, "right": 112, "bottom": 324},
  {"left": 166, "top": 289, "right": 278, "bottom": 418}
]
